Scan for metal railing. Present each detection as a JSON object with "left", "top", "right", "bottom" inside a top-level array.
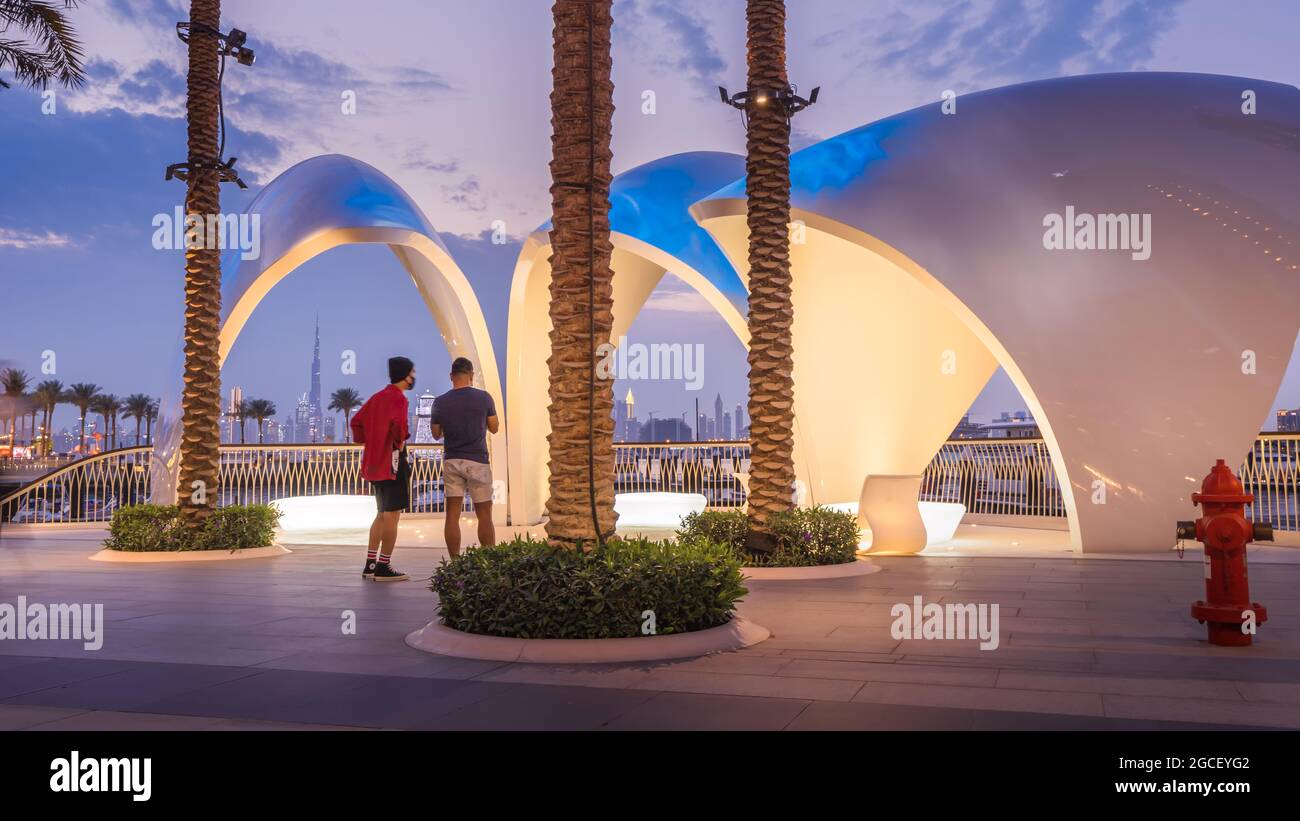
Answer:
[
  {"left": 614, "top": 442, "right": 750, "bottom": 508},
  {"left": 1242, "top": 434, "right": 1300, "bottom": 531},
  {"left": 2, "top": 435, "right": 1298, "bottom": 531},
  {"left": 920, "top": 438, "right": 1066, "bottom": 518},
  {"left": 0, "top": 444, "right": 447, "bottom": 524}
]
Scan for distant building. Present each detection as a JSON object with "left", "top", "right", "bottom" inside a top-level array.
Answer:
[
  {"left": 984, "top": 411, "right": 1040, "bottom": 439},
  {"left": 614, "top": 388, "right": 639, "bottom": 441},
  {"left": 950, "top": 414, "right": 986, "bottom": 439},
  {"left": 639, "top": 416, "right": 692, "bottom": 442},
  {"left": 1278, "top": 408, "right": 1300, "bottom": 433},
  {"left": 722, "top": 411, "right": 732, "bottom": 440},
  {"left": 307, "top": 316, "right": 323, "bottom": 443},
  {"left": 225, "top": 386, "right": 244, "bottom": 443},
  {"left": 413, "top": 391, "right": 436, "bottom": 443},
  {"left": 735, "top": 403, "right": 745, "bottom": 439},
  {"left": 295, "top": 393, "right": 311, "bottom": 443}
]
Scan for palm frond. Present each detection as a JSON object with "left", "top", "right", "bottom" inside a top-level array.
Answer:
[{"left": 0, "top": 1, "right": 86, "bottom": 90}]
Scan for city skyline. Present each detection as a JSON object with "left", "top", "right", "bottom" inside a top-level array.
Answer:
[{"left": 3, "top": 1, "right": 1299, "bottom": 442}]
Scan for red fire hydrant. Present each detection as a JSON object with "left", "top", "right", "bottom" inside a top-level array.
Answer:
[{"left": 1177, "top": 459, "right": 1271, "bottom": 646}]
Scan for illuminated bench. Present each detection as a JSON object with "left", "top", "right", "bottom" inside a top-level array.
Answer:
[
  {"left": 272, "top": 494, "right": 376, "bottom": 531},
  {"left": 614, "top": 492, "right": 707, "bottom": 530}
]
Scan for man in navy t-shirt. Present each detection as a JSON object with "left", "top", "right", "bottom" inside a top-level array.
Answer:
[{"left": 431, "top": 357, "right": 499, "bottom": 557}]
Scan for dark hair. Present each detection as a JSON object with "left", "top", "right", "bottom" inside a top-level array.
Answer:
[
  {"left": 388, "top": 356, "right": 415, "bottom": 384},
  {"left": 450, "top": 357, "right": 474, "bottom": 376}
]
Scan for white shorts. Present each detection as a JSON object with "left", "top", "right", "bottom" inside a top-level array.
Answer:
[{"left": 443, "top": 458, "right": 494, "bottom": 504}]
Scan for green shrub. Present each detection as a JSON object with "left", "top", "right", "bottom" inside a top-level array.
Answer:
[
  {"left": 105, "top": 503, "right": 280, "bottom": 552},
  {"left": 430, "top": 536, "right": 747, "bottom": 639},
  {"left": 677, "top": 506, "right": 861, "bottom": 567}
]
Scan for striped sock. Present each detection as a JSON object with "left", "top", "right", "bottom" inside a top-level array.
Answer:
[
  {"left": 377, "top": 553, "right": 391, "bottom": 566},
  {"left": 366, "top": 548, "right": 378, "bottom": 562}
]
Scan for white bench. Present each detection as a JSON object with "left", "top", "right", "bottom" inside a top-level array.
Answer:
[
  {"left": 614, "top": 492, "right": 707, "bottom": 530},
  {"left": 272, "top": 494, "right": 376, "bottom": 531}
]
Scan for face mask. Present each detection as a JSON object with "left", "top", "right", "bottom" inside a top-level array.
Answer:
[{"left": 407, "top": 377, "right": 416, "bottom": 391}]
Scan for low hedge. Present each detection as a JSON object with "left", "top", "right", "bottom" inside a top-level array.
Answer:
[
  {"left": 430, "top": 536, "right": 747, "bottom": 639},
  {"left": 677, "top": 506, "right": 861, "bottom": 567},
  {"left": 104, "top": 504, "right": 280, "bottom": 552}
]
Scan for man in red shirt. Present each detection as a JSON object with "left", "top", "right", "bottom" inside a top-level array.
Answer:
[{"left": 350, "top": 356, "right": 416, "bottom": 581}]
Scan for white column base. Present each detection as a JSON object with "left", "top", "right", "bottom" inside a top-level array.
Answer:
[{"left": 859, "top": 474, "right": 926, "bottom": 555}]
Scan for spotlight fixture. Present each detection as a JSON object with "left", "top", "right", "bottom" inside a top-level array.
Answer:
[
  {"left": 167, "top": 21, "right": 256, "bottom": 188},
  {"left": 175, "top": 22, "right": 256, "bottom": 65},
  {"left": 165, "top": 156, "right": 248, "bottom": 190},
  {"left": 719, "top": 83, "right": 820, "bottom": 125}
]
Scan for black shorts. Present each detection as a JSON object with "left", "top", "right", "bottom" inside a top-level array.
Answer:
[{"left": 373, "top": 448, "right": 411, "bottom": 513}]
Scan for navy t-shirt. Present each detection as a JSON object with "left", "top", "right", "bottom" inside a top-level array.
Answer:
[{"left": 432, "top": 387, "right": 495, "bottom": 463}]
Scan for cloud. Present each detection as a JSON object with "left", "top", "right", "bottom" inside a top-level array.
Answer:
[
  {"left": 615, "top": 0, "right": 730, "bottom": 97},
  {"left": 441, "top": 176, "right": 487, "bottom": 212},
  {"left": 820, "top": 0, "right": 1187, "bottom": 89},
  {"left": 0, "top": 228, "right": 74, "bottom": 250},
  {"left": 640, "top": 278, "right": 717, "bottom": 314},
  {"left": 401, "top": 146, "right": 460, "bottom": 174},
  {"left": 117, "top": 59, "right": 185, "bottom": 106}
]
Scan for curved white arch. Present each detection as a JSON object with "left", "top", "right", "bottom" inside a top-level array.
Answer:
[
  {"left": 505, "top": 151, "right": 767, "bottom": 526},
  {"left": 691, "top": 202, "right": 1009, "bottom": 540},
  {"left": 150, "top": 156, "right": 504, "bottom": 523},
  {"left": 694, "top": 72, "right": 1300, "bottom": 553},
  {"left": 506, "top": 228, "right": 750, "bottom": 525}
]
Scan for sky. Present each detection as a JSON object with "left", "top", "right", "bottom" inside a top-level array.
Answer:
[{"left": 1, "top": 0, "right": 1298, "bottom": 437}]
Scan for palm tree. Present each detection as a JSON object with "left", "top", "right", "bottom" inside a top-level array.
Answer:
[
  {"left": 0, "top": 0, "right": 87, "bottom": 91},
  {"left": 90, "top": 394, "right": 116, "bottom": 453},
  {"left": 33, "top": 380, "right": 63, "bottom": 454},
  {"left": 177, "top": 0, "right": 225, "bottom": 527},
  {"left": 145, "top": 399, "right": 159, "bottom": 445},
  {"left": 233, "top": 398, "right": 248, "bottom": 444},
  {"left": 543, "top": 0, "right": 618, "bottom": 548},
  {"left": 740, "top": 0, "right": 797, "bottom": 554},
  {"left": 122, "top": 394, "right": 153, "bottom": 446},
  {"left": 26, "top": 398, "right": 39, "bottom": 447},
  {"left": 66, "top": 382, "right": 99, "bottom": 453},
  {"left": 1, "top": 368, "right": 31, "bottom": 452},
  {"left": 245, "top": 398, "right": 276, "bottom": 444},
  {"left": 328, "top": 388, "right": 362, "bottom": 442},
  {"left": 110, "top": 395, "right": 125, "bottom": 449}
]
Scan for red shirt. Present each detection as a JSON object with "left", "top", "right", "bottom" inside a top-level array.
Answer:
[{"left": 351, "top": 384, "right": 410, "bottom": 482}]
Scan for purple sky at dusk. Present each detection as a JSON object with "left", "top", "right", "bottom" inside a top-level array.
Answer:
[{"left": 2, "top": 0, "right": 1298, "bottom": 438}]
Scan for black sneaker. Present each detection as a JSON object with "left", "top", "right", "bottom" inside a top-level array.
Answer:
[
  {"left": 372, "top": 564, "right": 409, "bottom": 582},
  {"left": 362, "top": 559, "right": 377, "bottom": 578}
]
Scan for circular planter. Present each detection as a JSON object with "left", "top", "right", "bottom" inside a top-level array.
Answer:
[
  {"left": 741, "top": 557, "right": 881, "bottom": 580},
  {"left": 405, "top": 616, "right": 770, "bottom": 664},
  {"left": 89, "top": 545, "right": 291, "bottom": 563}
]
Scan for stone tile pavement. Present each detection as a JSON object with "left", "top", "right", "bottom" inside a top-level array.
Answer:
[{"left": 1, "top": 527, "right": 1297, "bottom": 730}]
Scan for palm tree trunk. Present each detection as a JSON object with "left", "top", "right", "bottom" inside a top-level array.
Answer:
[
  {"left": 743, "top": 0, "right": 796, "bottom": 548},
  {"left": 178, "top": 0, "right": 224, "bottom": 526},
  {"left": 135, "top": 418, "right": 143, "bottom": 447},
  {"left": 78, "top": 412, "right": 86, "bottom": 453},
  {"left": 543, "top": 0, "right": 618, "bottom": 547}
]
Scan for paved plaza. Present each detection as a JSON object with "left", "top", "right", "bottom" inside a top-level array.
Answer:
[{"left": 2, "top": 525, "right": 1299, "bottom": 730}]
